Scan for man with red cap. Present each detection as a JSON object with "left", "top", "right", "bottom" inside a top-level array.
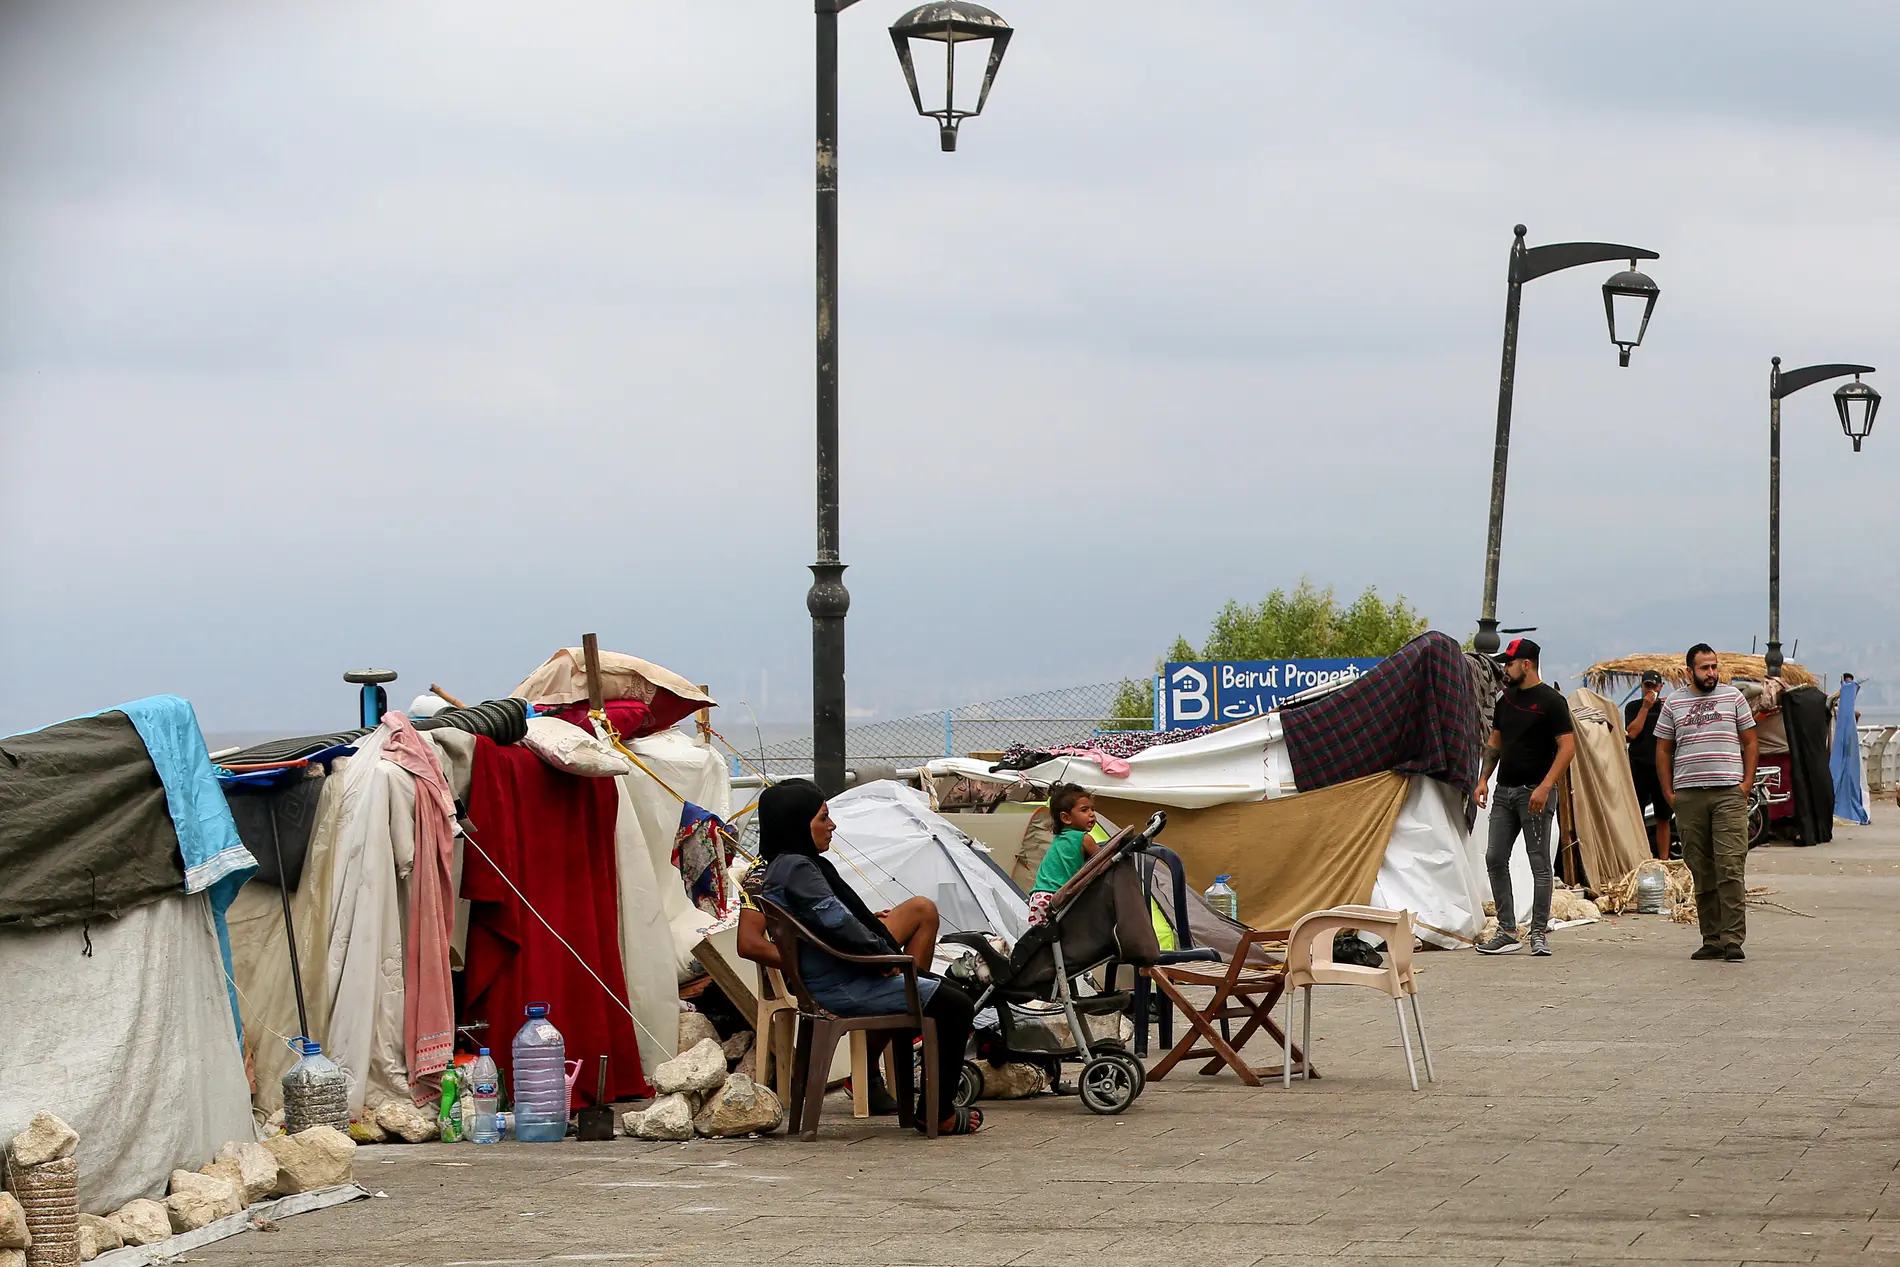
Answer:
[{"left": 1475, "top": 638, "right": 1575, "bottom": 957}]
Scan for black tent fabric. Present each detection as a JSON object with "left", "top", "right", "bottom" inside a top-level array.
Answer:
[
  {"left": 223, "top": 772, "right": 328, "bottom": 891},
  {"left": 1781, "top": 685, "right": 1833, "bottom": 846},
  {"left": 0, "top": 712, "right": 186, "bottom": 927},
  {"left": 215, "top": 728, "right": 370, "bottom": 766}
]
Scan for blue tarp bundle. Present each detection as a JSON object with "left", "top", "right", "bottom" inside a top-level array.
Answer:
[{"left": 1832, "top": 681, "right": 1870, "bottom": 825}]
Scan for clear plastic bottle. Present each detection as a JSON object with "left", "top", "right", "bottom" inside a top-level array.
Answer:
[
  {"left": 281, "top": 1039, "right": 351, "bottom": 1135},
  {"left": 467, "top": 1049, "right": 502, "bottom": 1145},
  {"left": 510, "top": 1003, "right": 568, "bottom": 1143},
  {"left": 1204, "top": 875, "right": 1240, "bottom": 922}
]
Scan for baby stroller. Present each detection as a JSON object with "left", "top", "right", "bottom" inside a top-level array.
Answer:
[{"left": 942, "top": 812, "right": 1167, "bottom": 1115}]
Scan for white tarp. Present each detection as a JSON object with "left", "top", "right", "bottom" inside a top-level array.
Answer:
[
  {"left": 930, "top": 715, "right": 1298, "bottom": 809},
  {"left": 827, "top": 781, "right": 1030, "bottom": 941},
  {"left": 613, "top": 730, "right": 735, "bottom": 994},
  {"left": 0, "top": 893, "right": 254, "bottom": 1212},
  {"left": 1371, "top": 778, "right": 1488, "bottom": 949}
]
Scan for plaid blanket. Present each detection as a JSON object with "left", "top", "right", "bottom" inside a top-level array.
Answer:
[{"left": 1281, "top": 631, "right": 1484, "bottom": 807}]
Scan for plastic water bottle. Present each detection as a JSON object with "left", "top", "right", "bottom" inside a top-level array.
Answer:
[
  {"left": 281, "top": 1039, "right": 351, "bottom": 1134},
  {"left": 511, "top": 1003, "right": 568, "bottom": 1143},
  {"left": 1204, "top": 875, "right": 1240, "bottom": 922},
  {"left": 467, "top": 1049, "right": 502, "bottom": 1145}
]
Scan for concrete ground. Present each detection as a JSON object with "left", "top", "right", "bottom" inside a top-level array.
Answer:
[{"left": 203, "top": 801, "right": 1900, "bottom": 1267}]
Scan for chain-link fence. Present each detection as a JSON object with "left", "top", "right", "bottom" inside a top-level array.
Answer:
[{"left": 728, "top": 682, "right": 1151, "bottom": 784}]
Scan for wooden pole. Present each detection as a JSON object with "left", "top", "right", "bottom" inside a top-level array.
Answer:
[
  {"left": 696, "top": 684, "right": 713, "bottom": 745},
  {"left": 581, "top": 633, "right": 606, "bottom": 716},
  {"left": 429, "top": 683, "right": 468, "bottom": 709}
]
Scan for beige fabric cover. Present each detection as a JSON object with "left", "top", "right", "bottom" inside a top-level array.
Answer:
[
  {"left": 510, "top": 649, "right": 714, "bottom": 710},
  {"left": 1562, "top": 689, "right": 1653, "bottom": 886},
  {"left": 1095, "top": 771, "right": 1410, "bottom": 931}
]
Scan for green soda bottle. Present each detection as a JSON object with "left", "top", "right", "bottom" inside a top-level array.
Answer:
[{"left": 438, "top": 1065, "right": 463, "bottom": 1142}]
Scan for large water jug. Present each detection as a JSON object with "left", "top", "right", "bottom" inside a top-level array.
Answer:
[
  {"left": 511, "top": 1003, "right": 568, "bottom": 1142},
  {"left": 281, "top": 1038, "right": 351, "bottom": 1134},
  {"left": 1635, "top": 864, "right": 1669, "bottom": 915},
  {"left": 1204, "top": 875, "right": 1239, "bottom": 922}
]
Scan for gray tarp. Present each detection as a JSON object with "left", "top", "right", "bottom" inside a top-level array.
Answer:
[{"left": 0, "top": 712, "right": 185, "bottom": 928}]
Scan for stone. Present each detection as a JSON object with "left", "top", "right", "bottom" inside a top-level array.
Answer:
[
  {"left": 198, "top": 1159, "right": 246, "bottom": 1200},
  {"left": 678, "top": 1010, "right": 720, "bottom": 1052},
  {"left": 262, "top": 1125, "right": 355, "bottom": 1195},
  {"left": 7, "top": 1112, "right": 78, "bottom": 1168},
  {"left": 107, "top": 1199, "right": 173, "bottom": 1247},
  {"left": 0, "top": 1250, "right": 22, "bottom": 1267},
  {"left": 214, "top": 1140, "right": 280, "bottom": 1204},
  {"left": 347, "top": 1117, "right": 387, "bottom": 1144},
  {"left": 77, "top": 1213, "right": 121, "bottom": 1261},
  {"left": 622, "top": 1094, "right": 695, "bottom": 1141},
  {"left": 652, "top": 1038, "right": 728, "bottom": 1095},
  {"left": 165, "top": 1190, "right": 226, "bottom": 1233},
  {"left": 373, "top": 1101, "right": 439, "bottom": 1143},
  {"left": 734, "top": 1042, "right": 759, "bottom": 1084},
  {"left": 691, "top": 1074, "right": 784, "bottom": 1138},
  {"left": 0, "top": 1193, "right": 26, "bottom": 1250},
  {"left": 977, "top": 1062, "right": 1049, "bottom": 1100},
  {"left": 169, "top": 1170, "right": 244, "bottom": 1219},
  {"left": 721, "top": 1029, "right": 755, "bottom": 1067}
]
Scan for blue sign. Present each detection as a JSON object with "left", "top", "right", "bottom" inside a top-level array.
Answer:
[{"left": 1160, "top": 659, "right": 1382, "bottom": 730}]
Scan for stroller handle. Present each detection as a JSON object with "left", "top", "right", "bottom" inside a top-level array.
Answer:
[{"left": 1143, "top": 811, "right": 1167, "bottom": 838}]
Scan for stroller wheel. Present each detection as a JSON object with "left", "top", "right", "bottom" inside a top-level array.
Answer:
[
  {"left": 1107, "top": 1051, "right": 1146, "bottom": 1099},
  {"left": 1078, "top": 1055, "right": 1139, "bottom": 1115},
  {"left": 954, "top": 1061, "right": 985, "bottom": 1110}
]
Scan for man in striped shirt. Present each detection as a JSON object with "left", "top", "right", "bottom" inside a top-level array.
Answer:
[{"left": 1655, "top": 644, "right": 1758, "bottom": 962}]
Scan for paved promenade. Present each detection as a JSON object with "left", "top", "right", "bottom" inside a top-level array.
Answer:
[{"left": 204, "top": 803, "right": 1900, "bottom": 1266}]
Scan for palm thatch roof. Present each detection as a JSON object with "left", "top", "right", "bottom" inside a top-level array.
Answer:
[{"left": 1584, "top": 653, "right": 1817, "bottom": 691}]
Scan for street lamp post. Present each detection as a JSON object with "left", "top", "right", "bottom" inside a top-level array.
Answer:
[
  {"left": 1473, "top": 224, "right": 1661, "bottom": 656},
  {"left": 1764, "top": 357, "right": 1879, "bottom": 678},
  {"left": 810, "top": 1, "right": 1012, "bottom": 794}
]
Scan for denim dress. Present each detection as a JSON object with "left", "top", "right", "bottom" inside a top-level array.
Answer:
[{"left": 758, "top": 854, "right": 938, "bottom": 1017}]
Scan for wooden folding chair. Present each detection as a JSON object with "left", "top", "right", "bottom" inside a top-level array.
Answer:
[{"left": 1142, "top": 927, "right": 1315, "bottom": 1086}]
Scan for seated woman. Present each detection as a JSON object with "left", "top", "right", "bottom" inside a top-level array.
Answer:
[{"left": 735, "top": 779, "right": 981, "bottom": 1134}]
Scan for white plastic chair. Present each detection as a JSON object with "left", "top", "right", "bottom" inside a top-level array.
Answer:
[{"left": 1282, "top": 905, "right": 1434, "bottom": 1091}]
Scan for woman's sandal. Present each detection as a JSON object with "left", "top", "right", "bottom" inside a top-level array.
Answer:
[{"left": 916, "top": 1106, "right": 983, "bottom": 1136}]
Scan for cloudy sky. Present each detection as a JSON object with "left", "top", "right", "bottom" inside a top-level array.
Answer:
[{"left": 3, "top": 0, "right": 1896, "bottom": 741}]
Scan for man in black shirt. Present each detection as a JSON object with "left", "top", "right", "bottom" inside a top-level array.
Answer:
[
  {"left": 1475, "top": 638, "right": 1575, "bottom": 957},
  {"left": 1624, "top": 669, "right": 1671, "bottom": 860}
]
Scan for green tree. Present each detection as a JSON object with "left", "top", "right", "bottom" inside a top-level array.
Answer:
[{"left": 1105, "top": 579, "right": 1429, "bottom": 730}]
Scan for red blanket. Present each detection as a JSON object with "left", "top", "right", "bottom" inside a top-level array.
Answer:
[{"left": 462, "top": 738, "right": 653, "bottom": 1104}]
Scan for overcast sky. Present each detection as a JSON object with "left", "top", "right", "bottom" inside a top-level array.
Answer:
[{"left": 3, "top": 0, "right": 1897, "bottom": 740}]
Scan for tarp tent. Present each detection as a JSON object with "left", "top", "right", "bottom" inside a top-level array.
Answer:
[
  {"left": 1556, "top": 689, "right": 1651, "bottom": 885},
  {"left": 826, "top": 781, "right": 1030, "bottom": 942},
  {"left": 0, "top": 697, "right": 256, "bottom": 1211}
]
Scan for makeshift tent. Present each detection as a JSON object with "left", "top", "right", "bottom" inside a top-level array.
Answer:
[
  {"left": 825, "top": 781, "right": 1030, "bottom": 942},
  {"left": 1833, "top": 680, "right": 1870, "bottom": 824},
  {"left": 511, "top": 648, "right": 714, "bottom": 737},
  {"left": 1555, "top": 689, "right": 1652, "bottom": 886},
  {"left": 0, "top": 698, "right": 256, "bottom": 1212}
]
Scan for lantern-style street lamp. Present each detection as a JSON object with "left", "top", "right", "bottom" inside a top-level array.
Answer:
[
  {"left": 889, "top": 2, "right": 1013, "bottom": 152},
  {"left": 1763, "top": 358, "right": 1878, "bottom": 678},
  {"left": 809, "top": 1, "right": 1012, "bottom": 794},
  {"left": 1472, "top": 225, "right": 1663, "bottom": 655}
]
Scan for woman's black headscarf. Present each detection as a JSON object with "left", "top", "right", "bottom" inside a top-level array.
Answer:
[{"left": 757, "top": 779, "right": 900, "bottom": 954}]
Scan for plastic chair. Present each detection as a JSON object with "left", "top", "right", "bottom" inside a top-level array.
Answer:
[
  {"left": 1282, "top": 905, "right": 1434, "bottom": 1091},
  {"left": 754, "top": 897, "right": 941, "bottom": 1140},
  {"left": 1130, "top": 844, "right": 1222, "bottom": 1058}
]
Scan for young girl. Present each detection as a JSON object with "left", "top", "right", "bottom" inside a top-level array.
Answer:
[{"left": 1028, "top": 783, "right": 1099, "bottom": 926}]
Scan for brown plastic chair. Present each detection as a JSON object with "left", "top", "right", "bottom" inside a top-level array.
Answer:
[
  {"left": 754, "top": 897, "right": 941, "bottom": 1140},
  {"left": 1281, "top": 905, "right": 1434, "bottom": 1091}
]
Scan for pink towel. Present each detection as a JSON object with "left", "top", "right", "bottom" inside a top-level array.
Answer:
[
  {"left": 381, "top": 713, "right": 461, "bottom": 1103},
  {"left": 1047, "top": 745, "right": 1133, "bottom": 778}
]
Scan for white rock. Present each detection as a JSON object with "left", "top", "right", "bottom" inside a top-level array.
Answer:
[
  {"left": 677, "top": 1010, "right": 720, "bottom": 1052},
  {"left": 198, "top": 1158, "right": 246, "bottom": 1200},
  {"left": 652, "top": 1038, "right": 728, "bottom": 1095},
  {"left": 372, "top": 1101, "right": 439, "bottom": 1143},
  {"left": 76, "top": 1213, "right": 121, "bottom": 1262},
  {"left": 107, "top": 1199, "right": 173, "bottom": 1247},
  {"left": 622, "top": 1094, "right": 695, "bottom": 1141},
  {"left": 165, "top": 1190, "right": 225, "bottom": 1233},
  {"left": 7, "top": 1112, "right": 78, "bottom": 1168},
  {"left": 262, "top": 1125, "right": 355, "bottom": 1195},
  {"left": 692, "top": 1074, "right": 784, "bottom": 1138},
  {"left": 169, "top": 1170, "right": 244, "bottom": 1219},
  {"left": 214, "top": 1140, "right": 280, "bottom": 1204},
  {"left": 0, "top": 1193, "right": 26, "bottom": 1250},
  {"left": 0, "top": 1249, "right": 23, "bottom": 1267}
]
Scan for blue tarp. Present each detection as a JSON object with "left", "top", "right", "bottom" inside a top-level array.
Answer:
[{"left": 1832, "top": 681, "right": 1870, "bottom": 825}]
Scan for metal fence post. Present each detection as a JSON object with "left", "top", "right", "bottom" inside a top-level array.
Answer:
[
  {"left": 944, "top": 710, "right": 954, "bottom": 758},
  {"left": 1152, "top": 674, "right": 1163, "bottom": 731}
]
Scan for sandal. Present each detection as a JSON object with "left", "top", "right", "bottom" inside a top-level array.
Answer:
[{"left": 916, "top": 1106, "right": 983, "bottom": 1136}]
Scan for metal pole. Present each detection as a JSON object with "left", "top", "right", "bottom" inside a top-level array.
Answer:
[
  {"left": 1475, "top": 225, "right": 1528, "bottom": 656},
  {"left": 267, "top": 806, "right": 311, "bottom": 1040},
  {"left": 810, "top": 0, "right": 851, "bottom": 795},
  {"left": 1766, "top": 358, "right": 1783, "bottom": 679}
]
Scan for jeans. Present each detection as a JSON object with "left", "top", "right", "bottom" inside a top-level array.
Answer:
[
  {"left": 1674, "top": 784, "right": 1748, "bottom": 949},
  {"left": 1486, "top": 784, "right": 1553, "bottom": 935}
]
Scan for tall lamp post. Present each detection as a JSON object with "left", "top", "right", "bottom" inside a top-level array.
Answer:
[
  {"left": 811, "top": 1, "right": 1012, "bottom": 794},
  {"left": 1473, "top": 224, "right": 1662, "bottom": 655},
  {"left": 1764, "top": 357, "right": 1879, "bottom": 678}
]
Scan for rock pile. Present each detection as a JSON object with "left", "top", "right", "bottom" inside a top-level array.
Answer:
[
  {"left": 6, "top": 1111, "right": 79, "bottom": 1267},
  {"left": 623, "top": 1031, "right": 786, "bottom": 1141}
]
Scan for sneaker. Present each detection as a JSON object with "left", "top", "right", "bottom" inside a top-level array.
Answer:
[
  {"left": 1529, "top": 931, "right": 1550, "bottom": 956},
  {"left": 1724, "top": 945, "right": 1746, "bottom": 962},
  {"left": 1475, "top": 930, "right": 1521, "bottom": 955},
  {"left": 1690, "top": 945, "right": 1724, "bottom": 961}
]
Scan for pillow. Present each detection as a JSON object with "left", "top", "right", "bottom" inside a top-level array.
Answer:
[{"left": 520, "top": 716, "right": 633, "bottom": 779}]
